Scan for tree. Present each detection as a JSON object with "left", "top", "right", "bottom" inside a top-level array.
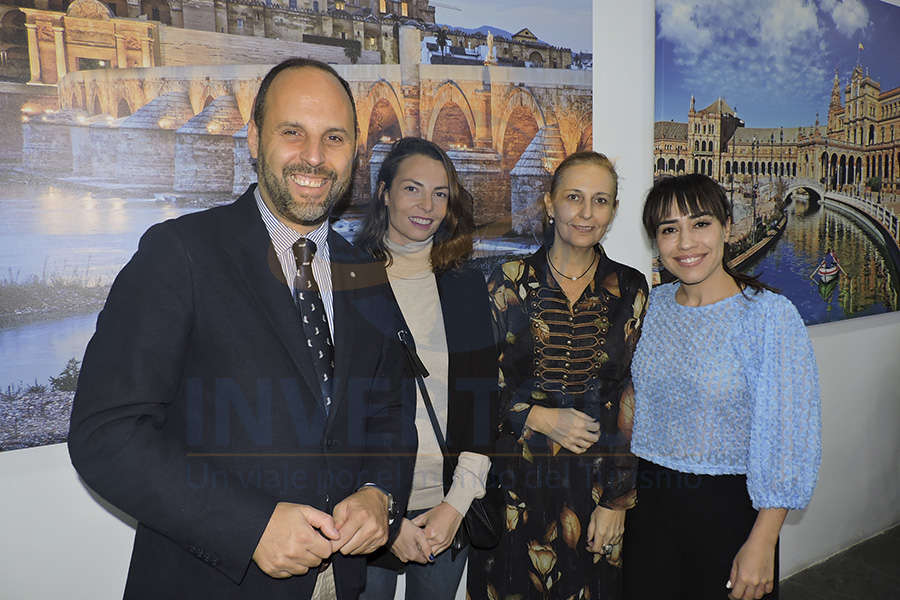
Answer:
[
  {"left": 49, "top": 358, "right": 81, "bottom": 392},
  {"left": 436, "top": 28, "right": 448, "bottom": 56},
  {"left": 344, "top": 41, "right": 361, "bottom": 64}
]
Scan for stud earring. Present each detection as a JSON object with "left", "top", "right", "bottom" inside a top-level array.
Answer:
[{"left": 549, "top": 216, "right": 555, "bottom": 224}]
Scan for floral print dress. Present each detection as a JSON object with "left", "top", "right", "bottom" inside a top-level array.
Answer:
[{"left": 468, "top": 246, "right": 647, "bottom": 600}]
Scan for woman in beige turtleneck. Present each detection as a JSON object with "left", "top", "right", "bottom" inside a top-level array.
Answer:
[{"left": 356, "top": 138, "right": 499, "bottom": 600}]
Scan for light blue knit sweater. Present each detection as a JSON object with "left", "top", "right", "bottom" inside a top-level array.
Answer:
[{"left": 631, "top": 283, "right": 822, "bottom": 509}]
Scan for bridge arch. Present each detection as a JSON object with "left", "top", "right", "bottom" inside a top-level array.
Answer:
[
  {"left": 424, "top": 80, "right": 477, "bottom": 149},
  {"left": 496, "top": 85, "right": 548, "bottom": 160},
  {"left": 86, "top": 81, "right": 105, "bottom": 115},
  {"left": 577, "top": 128, "right": 592, "bottom": 152},
  {"left": 784, "top": 181, "right": 823, "bottom": 205},
  {"left": 359, "top": 79, "right": 406, "bottom": 151},
  {"left": 117, "top": 97, "right": 132, "bottom": 117},
  {"left": 66, "top": 85, "right": 81, "bottom": 110}
]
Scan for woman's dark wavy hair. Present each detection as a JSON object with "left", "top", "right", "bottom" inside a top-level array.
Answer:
[
  {"left": 642, "top": 173, "right": 777, "bottom": 294},
  {"left": 356, "top": 137, "right": 474, "bottom": 273}
]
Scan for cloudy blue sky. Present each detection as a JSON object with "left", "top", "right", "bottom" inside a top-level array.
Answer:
[
  {"left": 655, "top": 0, "right": 900, "bottom": 127},
  {"left": 434, "top": 0, "right": 592, "bottom": 53}
]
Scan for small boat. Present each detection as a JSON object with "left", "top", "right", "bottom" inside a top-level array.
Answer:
[
  {"left": 816, "top": 262, "right": 840, "bottom": 283},
  {"left": 810, "top": 250, "right": 846, "bottom": 284}
]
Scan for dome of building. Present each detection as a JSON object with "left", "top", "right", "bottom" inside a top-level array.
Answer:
[{"left": 66, "top": 0, "right": 113, "bottom": 20}]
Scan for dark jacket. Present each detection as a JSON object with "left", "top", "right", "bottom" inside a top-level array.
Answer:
[
  {"left": 68, "top": 186, "right": 417, "bottom": 600},
  {"left": 398, "top": 267, "right": 500, "bottom": 496}
]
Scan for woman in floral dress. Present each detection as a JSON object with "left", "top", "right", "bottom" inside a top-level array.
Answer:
[{"left": 468, "top": 152, "right": 647, "bottom": 600}]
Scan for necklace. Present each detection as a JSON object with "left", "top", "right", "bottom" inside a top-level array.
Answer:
[{"left": 547, "top": 250, "right": 597, "bottom": 281}]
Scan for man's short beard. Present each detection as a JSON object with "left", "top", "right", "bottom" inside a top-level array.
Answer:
[{"left": 257, "top": 151, "right": 351, "bottom": 227}]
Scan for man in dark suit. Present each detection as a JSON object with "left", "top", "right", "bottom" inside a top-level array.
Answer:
[{"left": 68, "top": 58, "right": 416, "bottom": 599}]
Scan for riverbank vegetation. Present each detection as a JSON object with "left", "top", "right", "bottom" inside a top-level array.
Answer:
[
  {"left": 0, "top": 268, "right": 109, "bottom": 329},
  {"left": 0, "top": 358, "right": 80, "bottom": 451}
]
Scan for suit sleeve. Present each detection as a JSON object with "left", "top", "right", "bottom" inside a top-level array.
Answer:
[{"left": 67, "top": 222, "right": 275, "bottom": 584}]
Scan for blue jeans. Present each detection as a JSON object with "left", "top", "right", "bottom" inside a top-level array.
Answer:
[{"left": 360, "top": 510, "right": 469, "bottom": 600}]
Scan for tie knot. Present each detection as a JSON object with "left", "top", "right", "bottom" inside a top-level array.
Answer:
[{"left": 292, "top": 238, "right": 317, "bottom": 266}]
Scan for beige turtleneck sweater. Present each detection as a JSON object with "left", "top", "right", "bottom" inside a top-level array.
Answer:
[{"left": 384, "top": 237, "right": 490, "bottom": 515}]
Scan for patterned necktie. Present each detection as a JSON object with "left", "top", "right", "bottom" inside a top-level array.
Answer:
[{"left": 292, "top": 238, "right": 334, "bottom": 415}]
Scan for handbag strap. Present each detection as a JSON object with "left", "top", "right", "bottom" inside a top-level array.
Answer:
[{"left": 397, "top": 329, "right": 449, "bottom": 455}]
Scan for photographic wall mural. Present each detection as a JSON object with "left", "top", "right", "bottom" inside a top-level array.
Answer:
[
  {"left": 0, "top": 0, "right": 592, "bottom": 450},
  {"left": 654, "top": 0, "right": 900, "bottom": 325}
]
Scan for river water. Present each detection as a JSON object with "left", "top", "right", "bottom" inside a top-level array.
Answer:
[
  {"left": 0, "top": 181, "right": 200, "bottom": 283},
  {"left": 746, "top": 195, "right": 899, "bottom": 326},
  {"left": 1, "top": 182, "right": 897, "bottom": 388},
  {"left": 0, "top": 181, "right": 202, "bottom": 387}
]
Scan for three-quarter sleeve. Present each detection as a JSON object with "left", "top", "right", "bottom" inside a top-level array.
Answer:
[
  {"left": 747, "top": 294, "right": 822, "bottom": 509},
  {"left": 487, "top": 261, "right": 533, "bottom": 439}
]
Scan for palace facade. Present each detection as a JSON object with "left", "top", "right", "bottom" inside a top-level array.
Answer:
[
  {"left": 655, "top": 64, "right": 900, "bottom": 196},
  {"left": 1, "top": 0, "right": 573, "bottom": 85}
]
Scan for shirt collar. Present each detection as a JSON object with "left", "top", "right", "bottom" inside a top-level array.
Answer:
[{"left": 253, "top": 185, "right": 329, "bottom": 253}]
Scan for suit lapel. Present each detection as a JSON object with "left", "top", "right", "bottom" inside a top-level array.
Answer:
[
  {"left": 220, "top": 189, "right": 326, "bottom": 414},
  {"left": 327, "top": 230, "right": 357, "bottom": 431},
  {"left": 326, "top": 230, "right": 395, "bottom": 431}
]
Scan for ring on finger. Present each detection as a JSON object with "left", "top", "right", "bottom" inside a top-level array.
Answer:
[{"left": 601, "top": 543, "right": 613, "bottom": 554}]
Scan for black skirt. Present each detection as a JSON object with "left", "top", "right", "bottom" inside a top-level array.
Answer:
[{"left": 623, "top": 459, "right": 779, "bottom": 600}]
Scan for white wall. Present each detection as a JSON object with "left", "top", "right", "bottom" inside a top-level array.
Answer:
[
  {"left": 782, "top": 311, "right": 900, "bottom": 575},
  {"left": 0, "top": 443, "right": 137, "bottom": 597},
  {"left": 1, "top": 2, "right": 898, "bottom": 597},
  {"left": 594, "top": 0, "right": 656, "bottom": 283}
]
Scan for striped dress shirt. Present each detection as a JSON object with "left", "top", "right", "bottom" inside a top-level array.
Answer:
[{"left": 253, "top": 186, "right": 335, "bottom": 336}]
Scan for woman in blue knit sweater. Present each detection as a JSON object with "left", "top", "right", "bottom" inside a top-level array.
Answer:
[{"left": 624, "top": 174, "right": 821, "bottom": 600}]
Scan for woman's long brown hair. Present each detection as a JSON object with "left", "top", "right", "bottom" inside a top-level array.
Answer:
[{"left": 356, "top": 137, "right": 474, "bottom": 273}]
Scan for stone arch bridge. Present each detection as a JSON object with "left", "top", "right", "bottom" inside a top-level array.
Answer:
[
  {"left": 48, "top": 62, "right": 591, "bottom": 226},
  {"left": 783, "top": 177, "right": 899, "bottom": 250}
]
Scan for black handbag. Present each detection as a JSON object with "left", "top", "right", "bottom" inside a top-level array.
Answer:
[{"left": 368, "top": 330, "right": 503, "bottom": 571}]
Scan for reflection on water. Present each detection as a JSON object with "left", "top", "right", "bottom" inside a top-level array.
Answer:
[
  {"left": 1, "top": 182, "right": 204, "bottom": 387},
  {"left": 0, "top": 312, "right": 98, "bottom": 388},
  {"left": 748, "top": 198, "right": 899, "bottom": 326},
  {"left": 0, "top": 182, "right": 200, "bottom": 282}
]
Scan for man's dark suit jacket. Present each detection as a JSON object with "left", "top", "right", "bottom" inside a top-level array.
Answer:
[{"left": 68, "top": 186, "right": 417, "bottom": 599}]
